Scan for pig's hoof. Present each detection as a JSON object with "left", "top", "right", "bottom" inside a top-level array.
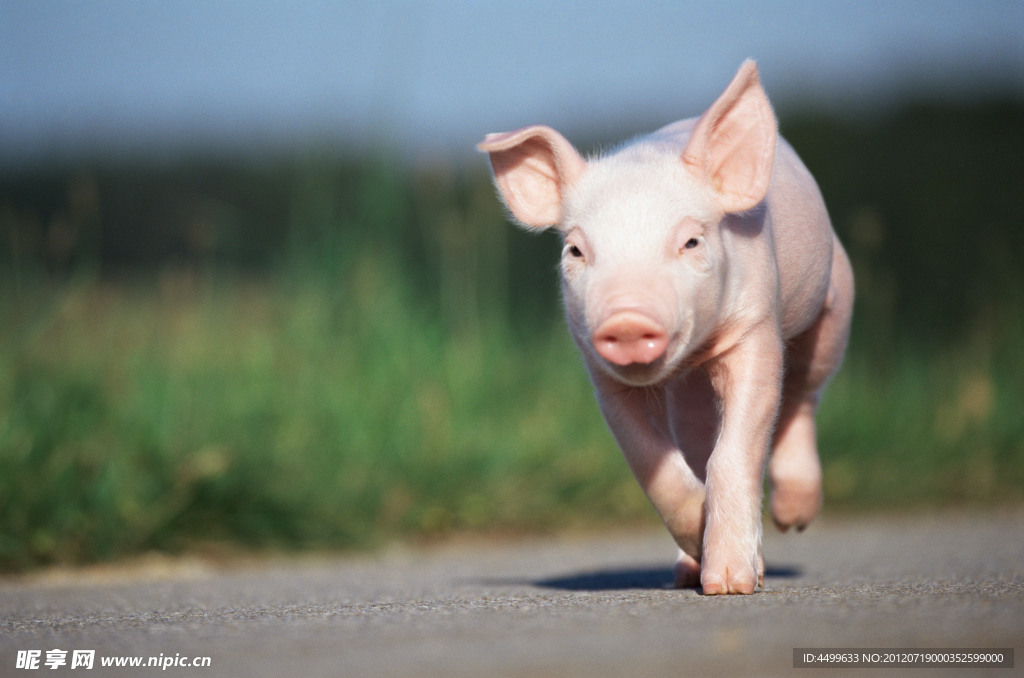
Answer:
[
  {"left": 700, "top": 561, "right": 761, "bottom": 595},
  {"left": 770, "top": 479, "right": 821, "bottom": 532},
  {"left": 673, "top": 550, "right": 701, "bottom": 588}
]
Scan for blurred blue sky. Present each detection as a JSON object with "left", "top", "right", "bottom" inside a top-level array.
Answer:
[{"left": 2, "top": 0, "right": 1022, "bottom": 166}]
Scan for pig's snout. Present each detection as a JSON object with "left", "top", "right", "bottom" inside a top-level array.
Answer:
[{"left": 593, "top": 312, "right": 668, "bottom": 366}]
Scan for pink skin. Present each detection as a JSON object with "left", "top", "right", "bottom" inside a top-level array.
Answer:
[{"left": 478, "top": 60, "right": 853, "bottom": 595}]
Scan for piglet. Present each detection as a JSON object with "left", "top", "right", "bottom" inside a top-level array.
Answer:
[{"left": 478, "top": 60, "right": 853, "bottom": 594}]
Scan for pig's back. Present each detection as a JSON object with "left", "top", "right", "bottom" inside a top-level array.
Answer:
[{"left": 765, "top": 138, "right": 835, "bottom": 339}]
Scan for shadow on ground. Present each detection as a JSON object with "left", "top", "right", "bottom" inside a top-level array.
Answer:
[{"left": 531, "top": 564, "right": 802, "bottom": 591}]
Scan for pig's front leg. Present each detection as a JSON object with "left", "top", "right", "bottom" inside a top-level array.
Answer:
[
  {"left": 589, "top": 369, "right": 707, "bottom": 587},
  {"left": 702, "top": 325, "right": 783, "bottom": 595}
]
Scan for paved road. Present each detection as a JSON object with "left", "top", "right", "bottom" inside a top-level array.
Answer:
[{"left": 2, "top": 510, "right": 1021, "bottom": 677}]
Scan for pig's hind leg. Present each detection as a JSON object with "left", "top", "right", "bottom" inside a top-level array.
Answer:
[
  {"left": 770, "top": 239, "right": 854, "bottom": 530},
  {"left": 768, "top": 393, "right": 822, "bottom": 531}
]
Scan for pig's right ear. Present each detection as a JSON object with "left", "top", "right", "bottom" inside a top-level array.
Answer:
[{"left": 477, "top": 125, "right": 586, "bottom": 229}]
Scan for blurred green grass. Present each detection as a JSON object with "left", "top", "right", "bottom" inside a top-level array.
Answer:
[
  {"left": 1, "top": 99, "right": 1022, "bottom": 571},
  {"left": 0, "top": 269, "right": 647, "bottom": 569}
]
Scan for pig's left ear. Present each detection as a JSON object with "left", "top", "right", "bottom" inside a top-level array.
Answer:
[
  {"left": 682, "top": 60, "right": 777, "bottom": 214},
  {"left": 477, "top": 125, "right": 586, "bottom": 229}
]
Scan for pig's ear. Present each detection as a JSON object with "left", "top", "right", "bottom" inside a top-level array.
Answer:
[
  {"left": 477, "top": 125, "right": 586, "bottom": 229},
  {"left": 682, "top": 60, "right": 777, "bottom": 213}
]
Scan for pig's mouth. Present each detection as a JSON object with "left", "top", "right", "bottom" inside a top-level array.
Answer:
[{"left": 602, "top": 360, "right": 669, "bottom": 387}]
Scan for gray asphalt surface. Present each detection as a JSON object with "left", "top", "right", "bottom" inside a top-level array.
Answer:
[{"left": 1, "top": 509, "right": 1021, "bottom": 677}]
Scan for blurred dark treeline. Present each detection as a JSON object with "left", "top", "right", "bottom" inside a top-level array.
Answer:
[
  {"left": 782, "top": 98, "right": 1024, "bottom": 358},
  {"left": 2, "top": 97, "right": 1023, "bottom": 352}
]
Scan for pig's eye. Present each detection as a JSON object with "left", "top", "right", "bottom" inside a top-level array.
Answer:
[
  {"left": 682, "top": 238, "right": 700, "bottom": 251},
  {"left": 567, "top": 245, "right": 584, "bottom": 259}
]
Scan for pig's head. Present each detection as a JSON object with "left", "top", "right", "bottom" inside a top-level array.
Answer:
[{"left": 479, "top": 60, "right": 777, "bottom": 387}]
